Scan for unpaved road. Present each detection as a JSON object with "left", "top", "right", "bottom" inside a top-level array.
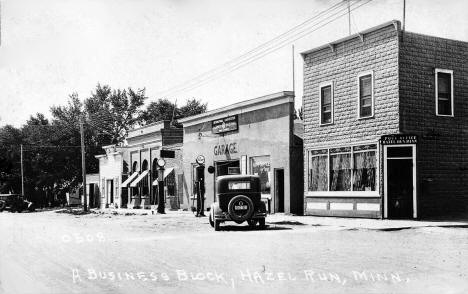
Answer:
[{"left": 0, "top": 210, "right": 467, "bottom": 294}]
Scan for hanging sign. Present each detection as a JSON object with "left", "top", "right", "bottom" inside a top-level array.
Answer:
[
  {"left": 380, "top": 134, "right": 417, "bottom": 145},
  {"left": 212, "top": 115, "right": 238, "bottom": 134}
]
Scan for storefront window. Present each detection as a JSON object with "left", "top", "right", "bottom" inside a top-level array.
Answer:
[
  {"left": 329, "top": 153, "right": 351, "bottom": 191},
  {"left": 308, "top": 150, "right": 328, "bottom": 191},
  {"left": 308, "top": 144, "right": 377, "bottom": 193},
  {"left": 353, "top": 150, "right": 376, "bottom": 191},
  {"left": 250, "top": 156, "right": 271, "bottom": 195}
]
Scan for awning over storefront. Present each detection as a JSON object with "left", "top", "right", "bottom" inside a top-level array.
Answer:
[
  {"left": 130, "top": 170, "right": 149, "bottom": 187},
  {"left": 121, "top": 172, "right": 138, "bottom": 188},
  {"left": 152, "top": 167, "right": 174, "bottom": 185}
]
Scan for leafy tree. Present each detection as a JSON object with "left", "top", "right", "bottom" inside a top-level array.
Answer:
[
  {"left": 0, "top": 125, "right": 24, "bottom": 193},
  {"left": 294, "top": 106, "right": 303, "bottom": 120},
  {"left": 142, "top": 98, "right": 207, "bottom": 125},
  {"left": 178, "top": 98, "right": 207, "bottom": 118},
  {"left": 85, "top": 84, "right": 147, "bottom": 144},
  {"left": 141, "top": 98, "right": 177, "bottom": 125}
]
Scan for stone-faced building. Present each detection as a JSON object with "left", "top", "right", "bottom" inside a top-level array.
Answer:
[
  {"left": 96, "top": 121, "right": 183, "bottom": 209},
  {"left": 179, "top": 92, "right": 304, "bottom": 214},
  {"left": 301, "top": 20, "right": 468, "bottom": 219}
]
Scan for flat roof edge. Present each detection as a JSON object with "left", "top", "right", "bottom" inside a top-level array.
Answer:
[{"left": 179, "top": 91, "right": 294, "bottom": 124}]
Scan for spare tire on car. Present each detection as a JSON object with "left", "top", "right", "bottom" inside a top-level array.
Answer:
[{"left": 227, "top": 195, "right": 254, "bottom": 222}]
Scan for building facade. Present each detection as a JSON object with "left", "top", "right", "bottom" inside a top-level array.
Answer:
[
  {"left": 95, "top": 145, "right": 127, "bottom": 208},
  {"left": 179, "top": 91, "right": 303, "bottom": 214},
  {"left": 302, "top": 20, "right": 468, "bottom": 219},
  {"left": 96, "top": 121, "right": 183, "bottom": 209}
]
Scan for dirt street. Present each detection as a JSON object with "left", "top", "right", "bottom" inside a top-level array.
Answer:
[{"left": 0, "top": 210, "right": 467, "bottom": 294}]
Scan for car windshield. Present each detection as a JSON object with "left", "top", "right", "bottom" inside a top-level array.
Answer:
[{"left": 228, "top": 181, "right": 250, "bottom": 190}]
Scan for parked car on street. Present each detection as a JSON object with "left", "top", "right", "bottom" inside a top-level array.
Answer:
[
  {"left": 209, "top": 175, "right": 267, "bottom": 231},
  {"left": 0, "top": 194, "right": 35, "bottom": 213}
]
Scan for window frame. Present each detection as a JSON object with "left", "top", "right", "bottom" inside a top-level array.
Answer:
[
  {"left": 319, "top": 81, "right": 334, "bottom": 125},
  {"left": 435, "top": 68, "right": 454, "bottom": 117},
  {"left": 306, "top": 142, "right": 379, "bottom": 197},
  {"left": 357, "top": 71, "right": 374, "bottom": 119}
]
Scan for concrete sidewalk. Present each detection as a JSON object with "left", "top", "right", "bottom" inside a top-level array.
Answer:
[
  {"left": 92, "top": 207, "right": 468, "bottom": 231},
  {"left": 266, "top": 213, "right": 468, "bottom": 231}
]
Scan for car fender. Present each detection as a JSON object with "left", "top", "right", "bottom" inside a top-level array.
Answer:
[{"left": 212, "top": 202, "right": 222, "bottom": 217}]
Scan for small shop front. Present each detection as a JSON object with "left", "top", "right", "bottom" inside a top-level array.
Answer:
[
  {"left": 305, "top": 134, "right": 418, "bottom": 219},
  {"left": 180, "top": 91, "right": 303, "bottom": 214}
]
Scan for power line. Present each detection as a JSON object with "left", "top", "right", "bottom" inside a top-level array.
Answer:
[
  {"left": 156, "top": 0, "right": 346, "bottom": 98},
  {"left": 157, "top": 0, "right": 373, "bottom": 97}
]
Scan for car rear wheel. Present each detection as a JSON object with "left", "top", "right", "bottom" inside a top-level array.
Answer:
[
  {"left": 259, "top": 218, "right": 266, "bottom": 229},
  {"left": 214, "top": 219, "right": 221, "bottom": 231},
  {"left": 0, "top": 201, "right": 5, "bottom": 212},
  {"left": 248, "top": 219, "right": 258, "bottom": 229},
  {"left": 228, "top": 195, "right": 254, "bottom": 222}
]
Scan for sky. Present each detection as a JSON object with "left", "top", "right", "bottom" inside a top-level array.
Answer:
[{"left": 0, "top": 0, "right": 467, "bottom": 127}]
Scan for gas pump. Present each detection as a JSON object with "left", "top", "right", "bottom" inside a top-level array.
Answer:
[
  {"left": 195, "top": 155, "right": 206, "bottom": 217},
  {"left": 156, "top": 158, "right": 166, "bottom": 214}
]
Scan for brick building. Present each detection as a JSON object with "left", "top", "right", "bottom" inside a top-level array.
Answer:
[
  {"left": 179, "top": 92, "right": 303, "bottom": 214},
  {"left": 301, "top": 20, "right": 468, "bottom": 219},
  {"left": 96, "top": 121, "right": 183, "bottom": 209}
]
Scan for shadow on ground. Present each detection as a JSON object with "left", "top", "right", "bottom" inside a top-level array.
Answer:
[
  {"left": 55, "top": 208, "right": 97, "bottom": 215},
  {"left": 215, "top": 225, "right": 292, "bottom": 232}
]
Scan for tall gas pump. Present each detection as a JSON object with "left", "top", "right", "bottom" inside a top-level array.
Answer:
[{"left": 195, "top": 155, "right": 206, "bottom": 217}]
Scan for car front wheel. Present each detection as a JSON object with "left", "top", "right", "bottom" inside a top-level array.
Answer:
[{"left": 209, "top": 211, "right": 214, "bottom": 227}]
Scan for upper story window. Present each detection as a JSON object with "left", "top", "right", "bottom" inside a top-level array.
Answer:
[
  {"left": 319, "top": 82, "right": 333, "bottom": 125},
  {"left": 435, "top": 69, "right": 454, "bottom": 116},
  {"left": 358, "top": 72, "right": 374, "bottom": 119}
]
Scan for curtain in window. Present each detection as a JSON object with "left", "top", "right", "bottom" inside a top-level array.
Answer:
[
  {"left": 437, "top": 72, "right": 452, "bottom": 115},
  {"left": 330, "top": 153, "right": 351, "bottom": 191},
  {"left": 359, "top": 75, "right": 372, "bottom": 117},
  {"left": 309, "top": 155, "right": 328, "bottom": 191},
  {"left": 353, "top": 151, "right": 376, "bottom": 191}
]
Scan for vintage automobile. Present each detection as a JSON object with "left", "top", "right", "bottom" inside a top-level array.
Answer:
[
  {"left": 209, "top": 175, "right": 267, "bottom": 231},
  {"left": 0, "top": 194, "right": 35, "bottom": 213}
]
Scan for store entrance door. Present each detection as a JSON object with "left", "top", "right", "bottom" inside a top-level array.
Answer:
[
  {"left": 384, "top": 145, "right": 416, "bottom": 219},
  {"left": 89, "top": 184, "right": 95, "bottom": 208},
  {"left": 213, "top": 160, "right": 240, "bottom": 198},
  {"left": 274, "top": 169, "right": 284, "bottom": 213},
  {"left": 215, "top": 160, "right": 240, "bottom": 177},
  {"left": 106, "top": 180, "right": 114, "bottom": 205}
]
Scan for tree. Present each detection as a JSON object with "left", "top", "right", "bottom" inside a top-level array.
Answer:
[
  {"left": 84, "top": 84, "right": 147, "bottom": 144},
  {"left": 0, "top": 125, "right": 24, "bottom": 193},
  {"left": 142, "top": 98, "right": 207, "bottom": 125},
  {"left": 141, "top": 98, "right": 178, "bottom": 125},
  {"left": 294, "top": 106, "right": 303, "bottom": 120},
  {"left": 178, "top": 98, "right": 207, "bottom": 118}
]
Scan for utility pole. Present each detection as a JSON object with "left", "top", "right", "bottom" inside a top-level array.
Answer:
[
  {"left": 20, "top": 144, "right": 24, "bottom": 198},
  {"left": 79, "top": 116, "right": 88, "bottom": 212},
  {"left": 402, "top": 0, "right": 406, "bottom": 32},
  {"left": 347, "top": 0, "right": 351, "bottom": 35},
  {"left": 292, "top": 45, "right": 295, "bottom": 95}
]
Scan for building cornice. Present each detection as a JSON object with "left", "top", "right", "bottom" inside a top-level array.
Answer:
[
  {"left": 179, "top": 91, "right": 294, "bottom": 127},
  {"left": 300, "top": 20, "right": 400, "bottom": 58}
]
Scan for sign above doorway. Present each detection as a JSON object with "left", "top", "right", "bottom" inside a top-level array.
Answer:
[{"left": 380, "top": 134, "right": 417, "bottom": 145}]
